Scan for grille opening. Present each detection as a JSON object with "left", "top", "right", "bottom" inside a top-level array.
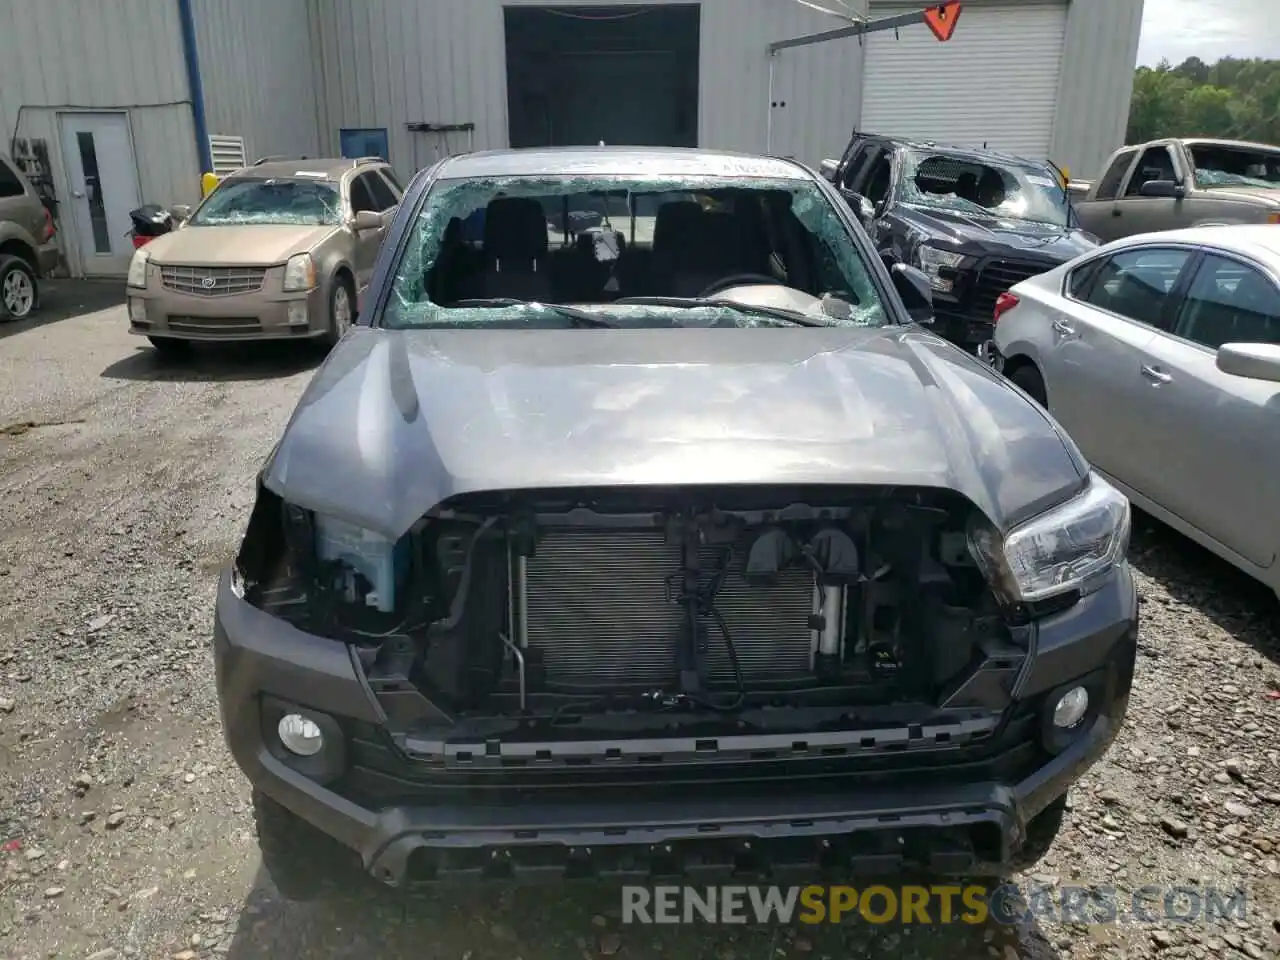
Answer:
[{"left": 270, "top": 486, "right": 1020, "bottom": 753}]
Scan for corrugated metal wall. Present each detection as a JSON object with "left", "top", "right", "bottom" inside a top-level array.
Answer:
[
  {"left": 193, "top": 0, "right": 322, "bottom": 164},
  {"left": 305, "top": 0, "right": 868, "bottom": 181},
  {"left": 0, "top": 0, "right": 199, "bottom": 276},
  {"left": 1050, "top": 0, "right": 1145, "bottom": 179}
]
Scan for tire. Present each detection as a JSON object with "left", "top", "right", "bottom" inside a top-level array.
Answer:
[
  {"left": 323, "top": 275, "right": 355, "bottom": 349},
  {"left": 1010, "top": 363, "right": 1048, "bottom": 409},
  {"left": 252, "top": 790, "right": 364, "bottom": 902},
  {"left": 0, "top": 254, "right": 38, "bottom": 321},
  {"left": 1007, "top": 794, "right": 1068, "bottom": 874},
  {"left": 147, "top": 336, "right": 193, "bottom": 359}
]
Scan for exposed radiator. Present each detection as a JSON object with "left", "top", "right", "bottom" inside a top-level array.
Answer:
[{"left": 522, "top": 529, "right": 816, "bottom": 689}]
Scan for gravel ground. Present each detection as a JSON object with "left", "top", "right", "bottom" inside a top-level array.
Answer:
[{"left": 1, "top": 283, "right": 1278, "bottom": 960}]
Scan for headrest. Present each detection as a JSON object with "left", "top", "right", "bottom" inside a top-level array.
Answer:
[
  {"left": 484, "top": 198, "right": 549, "bottom": 261},
  {"left": 653, "top": 201, "right": 704, "bottom": 253}
]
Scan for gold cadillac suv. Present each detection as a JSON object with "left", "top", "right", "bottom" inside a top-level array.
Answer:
[{"left": 125, "top": 157, "right": 402, "bottom": 356}]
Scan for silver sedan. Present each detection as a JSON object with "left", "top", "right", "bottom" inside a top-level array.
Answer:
[{"left": 987, "top": 225, "right": 1280, "bottom": 598}]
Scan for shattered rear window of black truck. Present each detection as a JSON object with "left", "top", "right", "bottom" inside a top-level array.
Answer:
[{"left": 381, "top": 174, "right": 888, "bottom": 329}]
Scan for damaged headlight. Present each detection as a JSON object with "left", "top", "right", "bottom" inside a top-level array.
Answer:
[
  {"left": 968, "top": 473, "right": 1131, "bottom": 604},
  {"left": 312, "top": 513, "right": 411, "bottom": 614},
  {"left": 915, "top": 244, "right": 966, "bottom": 293}
]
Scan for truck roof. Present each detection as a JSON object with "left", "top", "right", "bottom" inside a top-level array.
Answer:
[{"left": 857, "top": 134, "right": 1047, "bottom": 169}]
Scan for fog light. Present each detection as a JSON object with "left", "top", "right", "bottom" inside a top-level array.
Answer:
[
  {"left": 277, "top": 713, "right": 323, "bottom": 756},
  {"left": 128, "top": 299, "right": 148, "bottom": 325},
  {"left": 1053, "top": 686, "right": 1089, "bottom": 729},
  {"left": 287, "top": 301, "right": 309, "bottom": 326}
]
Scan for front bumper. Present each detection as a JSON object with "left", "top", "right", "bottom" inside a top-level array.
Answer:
[
  {"left": 214, "top": 567, "right": 1138, "bottom": 885},
  {"left": 126, "top": 271, "right": 329, "bottom": 342}
]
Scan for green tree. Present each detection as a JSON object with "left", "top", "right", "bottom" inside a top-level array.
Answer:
[{"left": 1126, "top": 56, "right": 1280, "bottom": 143}]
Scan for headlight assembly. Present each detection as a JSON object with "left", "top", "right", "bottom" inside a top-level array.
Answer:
[
  {"left": 126, "top": 249, "right": 150, "bottom": 288},
  {"left": 915, "top": 244, "right": 966, "bottom": 293},
  {"left": 968, "top": 473, "right": 1131, "bottom": 604},
  {"left": 283, "top": 253, "right": 317, "bottom": 292}
]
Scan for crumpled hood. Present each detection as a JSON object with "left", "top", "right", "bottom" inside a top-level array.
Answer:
[
  {"left": 262, "top": 326, "right": 1088, "bottom": 538},
  {"left": 896, "top": 205, "right": 1098, "bottom": 262},
  {"left": 143, "top": 223, "right": 336, "bottom": 266}
]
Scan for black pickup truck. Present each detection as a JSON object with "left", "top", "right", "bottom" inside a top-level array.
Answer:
[{"left": 820, "top": 133, "right": 1099, "bottom": 352}]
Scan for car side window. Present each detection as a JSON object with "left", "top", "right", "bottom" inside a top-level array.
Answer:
[
  {"left": 1124, "top": 146, "right": 1179, "bottom": 197},
  {"left": 1094, "top": 149, "right": 1136, "bottom": 201},
  {"left": 1081, "top": 247, "right": 1193, "bottom": 327},
  {"left": 0, "top": 159, "right": 25, "bottom": 199},
  {"left": 349, "top": 174, "right": 378, "bottom": 214},
  {"left": 1066, "top": 258, "right": 1104, "bottom": 299},
  {"left": 862, "top": 150, "right": 894, "bottom": 207},
  {"left": 840, "top": 143, "right": 876, "bottom": 192},
  {"left": 1172, "top": 253, "right": 1280, "bottom": 349},
  {"left": 365, "top": 172, "right": 398, "bottom": 211}
]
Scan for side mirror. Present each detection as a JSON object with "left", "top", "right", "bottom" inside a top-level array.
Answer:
[
  {"left": 841, "top": 190, "right": 876, "bottom": 228},
  {"left": 169, "top": 204, "right": 192, "bottom": 222},
  {"left": 1216, "top": 342, "right": 1280, "bottom": 382},
  {"left": 353, "top": 209, "right": 384, "bottom": 232},
  {"left": 819, "top": 158, "right": 840, "bottom": 183},
  {"left": 890, "top": 262, "right": 934, "bottom": 325},
  {"left": 1138, "top": 179, "right": 1185, "bottom": 199}
]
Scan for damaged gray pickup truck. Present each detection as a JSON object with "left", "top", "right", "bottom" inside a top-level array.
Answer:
[{"left": 213, "top": 146, "right": 1139, "bottom": 899}]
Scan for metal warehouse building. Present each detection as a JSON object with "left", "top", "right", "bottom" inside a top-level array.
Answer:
[{"left": 2, "top": 0, "right": 1143, "bottom": 279}]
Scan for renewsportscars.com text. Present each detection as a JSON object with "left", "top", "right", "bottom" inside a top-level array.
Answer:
[{"left": 621, "top": 884, "right": 1249, "bottom": 926}]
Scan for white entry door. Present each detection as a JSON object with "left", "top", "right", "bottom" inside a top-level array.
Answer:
[{"left": 58, "top": 112, "right": 141, "bottom": 276}]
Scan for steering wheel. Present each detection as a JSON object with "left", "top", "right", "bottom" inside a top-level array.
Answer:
[{"left": 696, "top": 273, "right": 781, "bottom": 299}]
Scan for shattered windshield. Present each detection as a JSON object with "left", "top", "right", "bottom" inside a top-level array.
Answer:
[
  {"left": 189, "top": 177, "right": 342, "bottom": 226},
  {"left": 1190, "top": 146, "right": 1280, "bottom": 190},
  {"left": 898, "top": 150, "right": 1070, "bottom": 228},
  {"left": 382, "top": 173, "right": 888, "bottom": 329}
]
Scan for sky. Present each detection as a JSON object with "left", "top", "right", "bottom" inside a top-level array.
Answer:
[{"left": 1137, "top": 0, "right": 1280, "bottom": 66}]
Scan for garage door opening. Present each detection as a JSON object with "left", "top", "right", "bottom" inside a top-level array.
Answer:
[{"left": 504, "top": 5, "right": 700, "bottom": 149}]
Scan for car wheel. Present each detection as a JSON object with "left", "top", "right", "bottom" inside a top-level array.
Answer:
[
  {"left": 252, "top": 790, "right": 364, "bottom": 902},
  {"left": 147, "top": 336, "right": 192, "bottom": 359},
  {"left": 1010, "top": 363, "right": 1048, "bottom": 408},
  {"left": 0, "top": 255, "right": 38, "bottom": 321},
  {"left": 324, "top": 276, "right": 355, "bottom": 349}
]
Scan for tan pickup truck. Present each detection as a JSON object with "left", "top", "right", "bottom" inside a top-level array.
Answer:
[{"left": 1073, "top": 137, "right": 1280, "bottom": 243}]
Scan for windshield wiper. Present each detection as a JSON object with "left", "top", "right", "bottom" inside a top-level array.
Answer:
[
  {"left": 611, "top": 296, "right": 832, "bottom": 327},
  {"left": 448, "top": 298, "right": 620, "bottom": 328}
]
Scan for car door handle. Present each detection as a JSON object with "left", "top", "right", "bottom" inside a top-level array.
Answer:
[
  {"left": 1052, "top": 319, "right": 1076, "bottom": 336},
  {"left": 1140, "top": 364, "right": 1172, "bottom": 384},
  {"left": 1111, "top": 208, "right": 1122, "bottom": 217}
]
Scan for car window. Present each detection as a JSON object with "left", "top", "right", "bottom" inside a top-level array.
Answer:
[
  {"left": 188, "top": 176, "right": 342, "bottom": 226},
  {"left": 378, "top": 168, "right": 404, "bottom": 195},
  {"left": 349, "top": 174, "right": 380, "bottom": 214},
  {"left": 1189, "top": 145, "right": 1280, "bottom": 189},
  {"left": 1081, "top": 247, "right": 1192, "bottom": 327},
  {"left": 382, "top": 174, "right": 888, "bottom": 330},
  {"left": 1094, "top": 149, "right": 1136, "bottom": 201},
  {"left": 841, "top": 143, "right": 877, "bottom": 193},
  {"left": 0, "top": 158, "right": 26, "bottom": 199},
  {"left": 862, "top": 150, "right": 893, "bottom": 207},
  {"left": 1123, "top": 146, "right": 1179, "bottom": 197},
  {"left": 1066, "top": 258, "right": 1104, "bottom": 299},
  {"left": 1172, "top": 253, "right": 1280, "bottom": 349},
  {"left": 897, "top": 149, "right": 1070, "bottom": 228},
  {"left": 365, "top": 171, "right": 398, "bottom": 211}
]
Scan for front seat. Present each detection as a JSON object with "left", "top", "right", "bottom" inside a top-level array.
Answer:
[{"left": 462, "top": 197, "right": 552, "bottom": 302}]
